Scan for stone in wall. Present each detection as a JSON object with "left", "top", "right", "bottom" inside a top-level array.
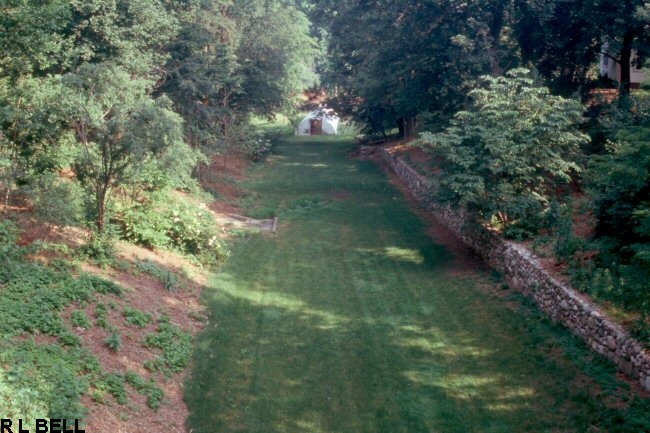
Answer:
[{"left": 378, "top": 146, "right": 650, "bottom": 391}]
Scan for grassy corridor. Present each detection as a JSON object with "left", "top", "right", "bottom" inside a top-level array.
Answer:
[{"left": 186, "top": 137, "right": 646, "bottom": 433}]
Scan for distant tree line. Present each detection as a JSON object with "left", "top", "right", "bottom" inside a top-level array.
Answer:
[
  {"left": 306, "top": 0, "right": 650, "bottom": 135},
  {"left": 305, "top": 0, "right": 650, "bottom": 332}
]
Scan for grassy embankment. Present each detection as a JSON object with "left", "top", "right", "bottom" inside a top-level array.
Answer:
[{"left": 187, "top": 135, "right": 649, "bottom": 433}]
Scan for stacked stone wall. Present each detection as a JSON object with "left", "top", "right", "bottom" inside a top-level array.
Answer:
[{"left": 378, "top": 147, "right": 650, "bottom": 391}]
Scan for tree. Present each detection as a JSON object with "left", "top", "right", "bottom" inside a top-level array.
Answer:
[
  {"left": 310, "top": 0, "right": 520, "bottom": 135},
  {"left": 595, "top": 0, "right": 650, "bottom": 97},
  {"left": 514, "top": 0, "right": 600, "bottom": 95},
  {"left": 66, "top": 64, "right": 186, "bottom": 233},
  {"left": 514, "top": 0, "right": 650, "bottom": 97},
  {"left": 233, "top": 0, "right": 318, "bottom": 117},
  {"left": 161, "top": 0, "right": 317, "bottom": 154},
  {"left": 588, "top": 94, "right": 650, "bottom": 246},
  {"left": 418, "top": 69, "right": 589, "bottom": 225},
  {"left": 0, "top": 0, "right": 75, "bottom": 206}
]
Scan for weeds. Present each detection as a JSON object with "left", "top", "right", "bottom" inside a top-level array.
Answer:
[
  {"left": 123, "top": 307, "right": 152, "bottom": 328},
  {"left": 136, "top": 260, "right": 180, "bottom": 292},
  {"left": 104, "top": 331, "right": 122, "bottom": 352},
  {"left": 143, "top": 318, "right": 192, "bottom": 375}
]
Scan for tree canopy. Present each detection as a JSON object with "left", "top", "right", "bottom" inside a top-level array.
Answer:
[{"left": 1, "top": 0, "right": 318, "bottom": 232}]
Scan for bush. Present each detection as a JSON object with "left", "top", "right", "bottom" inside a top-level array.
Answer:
[
  {"left": 104, "top": 331, "right": 122, "bottom": 352},
  {"left": 418, "top": 68, "right": 588, "bottom": 226},
  {"left": 123, "top": 307, "right": 152, "bottom": 328},
  {"left": 114, "top": 192, "right": 229, "bottom": 266},
  {"left": 135, "top": 260, "right": 180, "bottom": 292},
  {"left": 70, "top": 310, "right": 92, "bottom": 330},
  {"left": 24, "top": 173, "right": 84, "bottom": 227},
  {"left": 79, "top": 233, "right": 117, "bottom": 267},
  {"left": 119, "top": 202, "right": 170, "bottom": 250},
  {"left": 143, "top": 320, "right": 192, "bottom": 374}
]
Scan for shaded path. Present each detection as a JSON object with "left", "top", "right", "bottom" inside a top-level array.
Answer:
[{"left": 186, "top": 137, "right": 634, "bottom": 433}]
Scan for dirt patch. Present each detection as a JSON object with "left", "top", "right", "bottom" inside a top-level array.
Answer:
[
  {"left": 209, "top": 199, "right": 241, "bottom": 215},
  {"left": 44, "top": 239, "right": 208, "bottom": 433},
  {"left": 197, "top": 152, "right": 250, "bottom": 203}
]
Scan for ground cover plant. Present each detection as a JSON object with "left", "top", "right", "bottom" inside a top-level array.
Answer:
[
  {"left": 187, "top": 136, "right": 649, "bottom": 433},
  {"left": 0, "top": 216, "right": 205, "bottom": 428},
  {"left": 0, "top": 221, "right": 130, "bottom": 425}
]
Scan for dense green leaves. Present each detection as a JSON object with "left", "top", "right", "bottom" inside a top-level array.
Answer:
[
  {"left": 419, "top": 69, "right": 588, "bottom": 223},
  {"left": 161, "top": 0, "right": 317, "bottom": 154},
  {"left": 1, "top": 0, "right": 317, "bottom": 233},
  {"left": 311, "top": 0, "right": 518, "bottom": 134}
]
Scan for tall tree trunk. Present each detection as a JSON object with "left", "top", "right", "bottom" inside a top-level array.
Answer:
[
  {"left": 404, "top": 116, "right": 415, "bottom": 138},
  {"left": 96, "top": 184, "right": 108, "bottom": 233},
  {"left": 619, "top": 30, "right": 634, "bottom": 98}
]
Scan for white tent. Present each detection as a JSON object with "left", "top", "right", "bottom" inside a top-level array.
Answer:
[{"left": 296, "top": 108, "right": 339, "bottom": 136}]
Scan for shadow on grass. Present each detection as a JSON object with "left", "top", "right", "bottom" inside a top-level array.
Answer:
[
  {"left": 186, "top": 137, "right": 649, "bottom": 433},
  {"left": 187, "top": 265, "right": 579, "bottom": 433}
]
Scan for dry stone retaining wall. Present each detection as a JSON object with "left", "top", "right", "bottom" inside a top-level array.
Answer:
[{"left": 378, "top": 146, "right": 650, "bottom": 391}]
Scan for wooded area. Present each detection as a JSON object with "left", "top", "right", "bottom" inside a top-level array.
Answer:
[
  {"left": 1, "top": 0, "right": 650, "bottom": 429},
  {"left": 304, "top": 0, "right": 650, "bottom": 339}
]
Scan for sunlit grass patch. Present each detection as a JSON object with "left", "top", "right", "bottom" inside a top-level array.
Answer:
[{"left": 187, "top": 136, "right": 650, "bottom": 433}]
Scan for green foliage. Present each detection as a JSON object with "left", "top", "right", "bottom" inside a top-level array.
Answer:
[
  {"left": 66, "top": 64, "right": 188, "bottom": 233},
  {"left": 0, "top": 234, "right": 120, "bottom": 339},
  {"left": 115, "top": 191, "right": 228, "bottom": 266},
  {"left": 94, "top": 303, "right": 111, "bottom": 331},
  {"left": 79, "top": 233, "right": 117, "bottom": 267},
  {"left": 161, "top": 0, "right": 317, "bottom": 156},
  {"left": 123, "top": 307, "right": 152, "bottom": 328},
  {"left": 102, "top": 373, "right": 128, "bottom": 405},
  {"left": 104, "top": 331, "right": 122, "bottom": 352},
  {"left": 419, "top": 69, "right": 588, "bottom": 227},
  {"left": 94, "top": 370, "right": 165, "bottom": 410},
  {"left": 117, "top": 201, "right": 171, "bottom": 250},
  {"left": 70, "top": 310, "right": 92, "bottom": 330},
  {"left": 584, "top": 93, "right": 650, "bottom": 316},
  {"left": 124, "top": 371, "right": 164, "bottom": 411},
  {"left": 311, "top": 0, "right": 519, "bottom": 134},
  {"left": 0, "top": 340, "right": 94, "bottom": 423},
  {"left": 143, "top": 320, "right": 192, "bottom": 375},
  {"left": 135, "top": 260, "right": 180, "bottom": 292},
  {"left": 589, "top": 126, "right": 650, "bottom": 249},
  {"left": 25, "top": 173, "right": 85, "bottom": 227}
]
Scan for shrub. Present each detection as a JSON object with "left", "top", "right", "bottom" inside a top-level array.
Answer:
[
  {"left": 418, "top": 68, "right": 588, "bottom": 228},
  {"left": 118, "top": 202, "right": 170, "bottom": 250},
  {"left": 24, "top": 173, "right": 84, "bottom": 227},
  {"left": 79, "top": 233, "right": 117, "bottom": 267},
  {"left": 123, "top": 307, "right": 152, "bottom": 328},
  {"left": 135, "top": 260, "right": 180, "bottom": 292},
  {"left": 143, "top": 320, "right": 192, "bottom": 374},
  {"left": 70, "top": 310, "right": 92, "bottom": 330},
  {"left": 124, "top": 371, "right": 164, "bottom": 410},
  {"left": 114, "top": 192, "right": 229, "bottom": 266},
  {"left": 104, "top": 331, "right": 122, "bottom": 352}
]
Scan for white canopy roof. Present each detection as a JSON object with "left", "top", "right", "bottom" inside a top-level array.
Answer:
[{"left": 296, "top": 108, "right": 339, "bottom": 135}]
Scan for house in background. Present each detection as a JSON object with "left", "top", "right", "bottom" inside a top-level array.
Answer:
[{"left": 600, "top": 45, "right": 647, "bottom": 88}]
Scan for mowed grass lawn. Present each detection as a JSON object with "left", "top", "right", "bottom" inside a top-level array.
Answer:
[{"left": 186, "top": 136, "right": 649, "bottom": 433}]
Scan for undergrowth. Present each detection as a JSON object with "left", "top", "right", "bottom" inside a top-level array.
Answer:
[
  {"left": 135, "top": 260, "right": 181, "bottom": 292},
  {"left": 143, "top": 317, "right": 192, "bottom": 376},
  {"left": 0, "top": 220, "right": 189, "bottom": 422}
]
